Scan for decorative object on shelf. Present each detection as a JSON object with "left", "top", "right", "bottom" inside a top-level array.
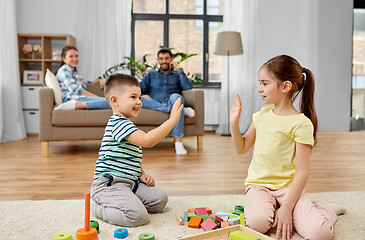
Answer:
[
  {"left": 32, "top": 44, "right": 41, "bottom": 59},
  {"left": 22, "top": 43, "right": 42, "bottom": 59},
  {"left": 99, "top": 47, "right": 204, "bottom": 85},
  {"left": 22, "top": 43, "right": 32, "bottom": 58},
  {"left": 23, "top": 70, "right": 43, "bottom": 85},
  {"left": 52, "top": 50, "right": 62, "bottom": 61}
]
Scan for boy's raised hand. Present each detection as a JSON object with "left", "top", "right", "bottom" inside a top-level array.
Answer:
[
  {"left": 230, "top": 94, "right": 242, "bottom": 125},
  {"left": 169, "top": 97, "right": 183, "bottom": 124}
]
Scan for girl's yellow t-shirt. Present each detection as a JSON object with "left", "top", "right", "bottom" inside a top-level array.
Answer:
[{"left": 245, "top": 106, "right": 314, "bottom": 190}]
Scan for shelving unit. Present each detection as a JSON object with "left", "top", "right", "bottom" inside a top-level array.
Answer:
[
  {"left": 18, "top": 33, "right": 76, "bottom": 133},
  {"left": 18, "top": 33, "right": 76, "bottom": 86}
]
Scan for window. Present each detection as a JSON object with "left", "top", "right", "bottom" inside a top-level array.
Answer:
[
  {"left": 352, "top": 7, "right": 365, "bottom": 120},
  {"left": 132, "top": 0, "right": 224, "bottom": 87}
]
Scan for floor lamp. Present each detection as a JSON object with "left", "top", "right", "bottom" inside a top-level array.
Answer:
[{"left": 214, "top": 31, "right": 243, "bottom": 135}]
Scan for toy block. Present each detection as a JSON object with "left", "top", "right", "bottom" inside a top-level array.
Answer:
[
  {"left": 188, "top": 208, "right": 195, "bottom": 213},
  {"left": 175, "top": 213, "right": 184, "bottom": 225},
  {"left": 225, "top": 210, "right": 233, "bottom": 214},
  {"left": 216, "top": 222, "right": 221, "bottom": 228},
  {"left": 221, "top": 222, "right": 230, "bottom": 228},
  {"left": 215, "top": 211, "right": 236, "bottom": 218},
  {"left": 201, "top": 218, "right": 218, "bottom": 231},
  {"left": 195, "top": 207, "right": 209, "bottom": 216},
  {"left": 211, "top": 215, "right": 223, "bottom": 223},
  {"left": 240, "top": 213, "right": 246, "bottom": 226},
  {"left": 188, "top": 217, "right": 203, "bottom": 229},
  {"left": 233, "top": 209, "right": 244, "bottom": 215},
  {"left": 182, "top": 211, "right": 188, "bottom": 222},
  {"left": 235, "top": 205, "right": 244, "bottom": 212},
  {"left": 188, "top": 212, "right": 198, "bottom": 221},
  {"left": 202, "top": 215, "right": 211, "bottom": 222},
  {"left": 228, "top": 216, "right": 241, "bottom": 226},
  {"left": 206, "top": 207, "right": 212, "bottom": 214},
  {"left": 229, "top": 230, "right": 260, "bottom": 240},
  {"left": 229, "top": 215, "right": 238, "bottom": 219}
]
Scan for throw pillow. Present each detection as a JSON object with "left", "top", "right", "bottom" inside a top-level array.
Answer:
[{"left": 45, "top": 69, "right": 62, "bottom": 106}]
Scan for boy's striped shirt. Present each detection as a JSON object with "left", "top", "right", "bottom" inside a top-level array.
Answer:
[{"left": 94, "top": 115, "right": 142, "bottom": 181}]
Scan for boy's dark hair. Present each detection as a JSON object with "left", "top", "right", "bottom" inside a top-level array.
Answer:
[
  {"left": 104, "top": 73, "right": 140, "bottom": 98},
  {"left": 157, "top": 48, "right": 173, "bottom": 58}
]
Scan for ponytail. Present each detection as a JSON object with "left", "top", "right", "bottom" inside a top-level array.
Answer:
[
  {"left": 263, "top": 55, "right": 318, "bottom": 145},
  {"left": 301, "top": 68, "right": 317, "bottom": 144}
]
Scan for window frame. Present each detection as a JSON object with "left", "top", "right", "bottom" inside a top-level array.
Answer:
[{"left": 131, "top": 0, "right": 223, "bottom": 88}]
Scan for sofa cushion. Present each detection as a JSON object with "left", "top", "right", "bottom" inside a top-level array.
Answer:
[
  {"left": 52, "top": 109, "right": 195, "bottom": 127},
  {"left": 45, "top": 69, "right": 63, "bottom": 106}
]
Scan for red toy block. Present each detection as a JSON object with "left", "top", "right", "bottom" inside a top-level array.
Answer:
[
  {"left": 210, "top": 215, "right": 223, "bottom": 223},
  {"left": 221, "top": 222, "right": 230, "bottom": 228},
  {"left": 206, "top": 207, "right": 212, "bottom": 214},
  {"left": 201, "top": 218, "right": 218, "bottom": 231},
  {"left": 195, "top": 207, "right": 208, "bottom": 216},
  {"left": 188, "top": 217, "right": 203, "bottom": 229}
]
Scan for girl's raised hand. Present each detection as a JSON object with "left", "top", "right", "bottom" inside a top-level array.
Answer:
[
  {"left": 169, "top": 97, "right": 183, "bottom": 124},
  {"left": 230, "top": 94, "right": 242, "bottom": 125}
]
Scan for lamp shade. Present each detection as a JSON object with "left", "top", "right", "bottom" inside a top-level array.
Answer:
[{"left": 214, "top": 31, "right": 243, "bottom": 56}]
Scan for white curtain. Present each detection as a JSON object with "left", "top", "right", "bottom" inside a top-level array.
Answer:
[
  {"left": 216, "top": 0, "right": 263, "bottom": 135},
  {"left": 75, "top": 0, "right": 132, "bottom": 81},
  {"left": 0, "top": 0, "right": 26, "bottom": 143}
]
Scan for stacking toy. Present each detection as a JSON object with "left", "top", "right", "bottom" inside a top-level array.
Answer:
[
  {"left": 138, "top": 232, "right": 155, "bottom": 240},
  {"left": 76, "top": 193, "right": 98, "bottom": 240},
  {"left": 53, "top": 232, "right": 72, "bottom": 240},
  {"left": 90, "top": 220, "right": 99, "bottom": 233},
  {"left": 114, "top": 228, "right": 129, "bottom": 239}
]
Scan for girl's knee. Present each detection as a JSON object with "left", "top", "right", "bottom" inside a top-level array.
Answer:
[
  {"left": 245, "top": 214, "right": 272, "bottom": 234},
  {"left": 298, "top": 223, "right": 333, "bottom": 240}
]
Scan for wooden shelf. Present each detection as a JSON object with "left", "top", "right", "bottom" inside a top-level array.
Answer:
[{"left": 18, "top": 33, "right": 76, "bottom": 86}]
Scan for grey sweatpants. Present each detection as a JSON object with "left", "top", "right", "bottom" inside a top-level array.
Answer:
[{"left": 90, "top": 176, "right": 168, "bottom": 227}]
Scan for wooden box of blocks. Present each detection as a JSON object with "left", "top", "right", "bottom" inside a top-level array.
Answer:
[{"left": 179, "top": 224, "right": 274, "bottom": 240}]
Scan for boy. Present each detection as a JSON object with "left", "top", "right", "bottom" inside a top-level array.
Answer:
[{"left": 90, "top": 73, "right": 183, "bottom": 227}]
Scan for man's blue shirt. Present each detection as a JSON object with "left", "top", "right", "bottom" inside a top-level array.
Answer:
[{"left": 140, "top": 68, "right": 193, "bottom": 103}]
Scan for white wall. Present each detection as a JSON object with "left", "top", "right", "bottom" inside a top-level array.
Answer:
[{"left": 16, "top": 0, "right": 353, "bottom": 130}]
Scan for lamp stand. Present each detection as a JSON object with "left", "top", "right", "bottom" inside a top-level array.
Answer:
[{"left": 221, "top": 51, "right": 231, "bottom": 136}]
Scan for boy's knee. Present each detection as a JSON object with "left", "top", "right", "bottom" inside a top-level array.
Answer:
[
  {"left": 145, "top": 189, "right": 168, "bottom": 213},
  {"left": 91, "top": 200, "right": 149, "bottom": 227}
]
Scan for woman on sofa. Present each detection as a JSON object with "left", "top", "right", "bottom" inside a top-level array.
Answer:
[{"left": 55, "top": 45, "right": 111, "bottom": 110}]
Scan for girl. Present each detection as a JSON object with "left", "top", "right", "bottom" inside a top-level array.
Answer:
[
  {"left": 230, "top": 55, "right": 344, "bottom": 240},
  {"left": 55, "top": 45, "right": 110, "bottom": 110}
]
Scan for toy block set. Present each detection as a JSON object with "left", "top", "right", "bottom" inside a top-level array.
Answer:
[
  {"left": 177, "top": 206, "right": 245, "bottom": 231},
  {"left": 177, "top": 206, "right": 274, "bottom": 240},
  {"left": 180, "top": 224, "right": 274, "bottom": 240}
]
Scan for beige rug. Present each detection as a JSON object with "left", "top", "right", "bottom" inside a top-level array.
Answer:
[{"left": 1, "top": 192, "right": 364, "bottom": 240}]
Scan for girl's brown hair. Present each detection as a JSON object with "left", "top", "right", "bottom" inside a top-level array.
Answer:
[{"left": 263, "top": 55, "right": 318, "bottom": 143}]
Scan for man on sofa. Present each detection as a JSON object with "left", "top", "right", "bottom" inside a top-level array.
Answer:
[{"left": 140, "top": 48, "right": 195, "bottom": 155}]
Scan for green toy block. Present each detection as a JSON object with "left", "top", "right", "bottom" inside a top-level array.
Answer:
[
  {"left": 225, "top": 209, "right": 233, "bottom": 214},
  {"left": 240, "top": 213, "right": 246, "bottom": 226},
  {"left": 188, "top": 212, "right": 198, "bottom": 221},
  {"left": 202, "top": 215, "right": 210, "bottom": 222},
  {"left": 229, "top": 230, "right": 260, "bottom": 240},
  {"left": 233, "top": 209, "right": 244, "bottom": 215},
  {"left": 216, "top": 222, "right": 221, "bottom": 228},
  {"left": 234, "top": 205, "right": 244, "bottom": 212}
]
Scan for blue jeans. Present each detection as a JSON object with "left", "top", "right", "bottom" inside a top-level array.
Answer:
[
  {"left": 141, "top": 93, "right": 184, "bottom": 138},
  {"left": 77, "top": 96, "right": 111, "bottom": 110}
]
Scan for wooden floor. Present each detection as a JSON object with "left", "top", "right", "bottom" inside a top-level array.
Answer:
[{"left": 1, "top": 131, "right": 364, "bottom": 200}]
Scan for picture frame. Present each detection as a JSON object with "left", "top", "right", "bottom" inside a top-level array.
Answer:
[{"left": 23, "top": 70, "right": 43, "bottom": 85}]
